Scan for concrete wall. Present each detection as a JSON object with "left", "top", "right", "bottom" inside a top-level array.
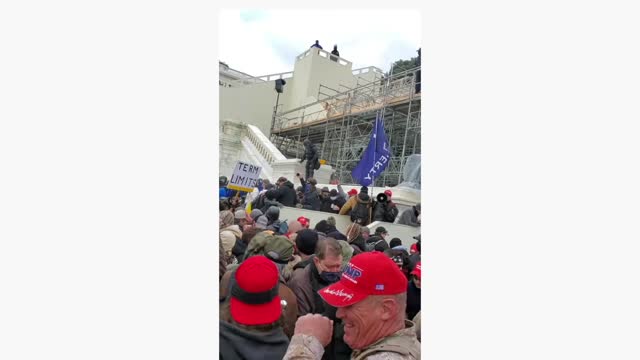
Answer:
[
  {"left": 219, "top": 51, "right": 385, "bottom": 137},
  {"left": 219, "top": 78, "right": 295, "bottom": 137},
  {"left": 285, "top": 52, "right": 313, "bottom": 113},
  {"left": 219, "top": 121, "right": 246, "bottom": 178},
  {"left": 354, "top": 67, "right": 384, "bottom": 86},
  {"left": 284, "top": 48, "right": 357, "bottom": 113}
]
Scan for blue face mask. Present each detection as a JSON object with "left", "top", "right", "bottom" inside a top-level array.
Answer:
[{"left": 320, "top": 271, "right": 342, "bottom": 284}]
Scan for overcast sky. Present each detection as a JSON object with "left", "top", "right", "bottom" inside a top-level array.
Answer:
[{"left": 219, "top": 9, "right": 421, "bottom": 76}]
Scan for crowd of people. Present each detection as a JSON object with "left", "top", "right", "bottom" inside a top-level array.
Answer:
[
  {"left": 219, "top": 174, "right": 423, "bottom": 359},
  {"left": 219, "top": 175, "right": 421, "bottom": 228}
]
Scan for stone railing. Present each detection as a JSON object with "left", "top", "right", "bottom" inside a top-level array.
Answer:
[
  {"left": 352, "top": 66, "right": 384, "bottom": 76},
  {"left": 229, "top": 70, "right": 294, "bottom": 87},
  {"left": 245, "top": 124, "right": 287, "bottom": 165},
  {"left": 221, "top": 120, "right": 335, "bottom": 183},
  {"left": 296, "top": 48, "right": 353, "bottom": 67}
]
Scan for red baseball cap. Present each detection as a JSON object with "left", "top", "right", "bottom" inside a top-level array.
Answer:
[
  {"left": 297, "top": 216, "right": 310, "bottom": 228},
  {"left": 347, "top": 189, "right": 358, "bottom": 196},
  {"left": 384, "top": 189, "right": 392, "bottom": 197},
  {"left": 318, "top": 252, "right": 407, "bottom": 307},
  {"left": 230, "top": 256, "right": 281, "bottom": 325},
  {"left": 411, "top": 262, "right": 421, "bottom": 278}
]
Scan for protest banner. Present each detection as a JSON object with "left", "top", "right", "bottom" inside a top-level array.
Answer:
[{"left": 227, "top": 161, "right": 262, "bottom": 193}]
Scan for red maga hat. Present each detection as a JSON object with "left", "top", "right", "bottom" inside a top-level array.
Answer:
[
  {"left": 318, "top": 252, "right": 407, "bottom": 307},
  {"left": 230, "top": 256, "right": 281, "bottom": 325},
  {"left": 297, "top": 216, "right": 310, "bottom": 228},
  {"left": 411, "top": 262, "right": 422, "bottom": 278}
]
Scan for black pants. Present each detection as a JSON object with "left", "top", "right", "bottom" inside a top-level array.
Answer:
[{"left": 305, "top": 161, "right": 315, "bottom": 180}]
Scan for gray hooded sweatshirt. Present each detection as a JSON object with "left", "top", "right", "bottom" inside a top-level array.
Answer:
[{"left": 219, "top": 320, "right": 289, "bottom": 360}]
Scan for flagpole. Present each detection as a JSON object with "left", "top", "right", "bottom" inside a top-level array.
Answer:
[{"left": 371, "top": 111, "right": 379, "bottom": 200}]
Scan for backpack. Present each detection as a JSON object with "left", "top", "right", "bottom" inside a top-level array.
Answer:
[
  {"left": 252, "top": 193, "right": 265, "bottom": 211},
  {"left": 268, "top": 219, "right": 289, "bottom": 235},
  {"left": 350, "top": 202, "right": 370, "bottom": 225},
  {"left": 365, "top": 239, "right": 385, "bottom": 252},
  {"left": 277, "top": 219, "right": 289, "bottom": 235}
]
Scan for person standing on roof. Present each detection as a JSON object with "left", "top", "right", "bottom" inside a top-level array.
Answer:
[
  {"left": 300, "top": 139, "right": 319, "bottom": 180},
  {"left": 330, "top": 45, "right": 340, "bottom": 62},
  {"left": 310, "top": 40, "right": 323, "bottom": 50}
]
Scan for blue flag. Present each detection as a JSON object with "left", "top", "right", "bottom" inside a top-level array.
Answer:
[{"left": 351, "top": 112, "right": 391, "bottom": 186}]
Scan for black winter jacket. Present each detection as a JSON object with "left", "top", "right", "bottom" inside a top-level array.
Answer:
[
  {"left": 373, "top": 201, "right": 399, "bottom": 223},
  {"left": 302, "top": 189, "right": 321, "bottom": 211},
  {"left": 273, "top": 181, "right": 298, "bottom": 207}
]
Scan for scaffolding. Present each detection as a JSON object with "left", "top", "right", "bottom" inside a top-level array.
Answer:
[{"left": 270, "top": 66, "right": 421, "bottom": 187}]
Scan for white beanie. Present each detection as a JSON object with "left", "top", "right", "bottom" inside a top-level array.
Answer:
[{"left": 220, "top": 231, "right": 237, "bottom": 253}]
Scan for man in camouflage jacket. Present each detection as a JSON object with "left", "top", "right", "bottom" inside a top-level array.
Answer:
[{"left": 283, "top": 252, "right": 421, "bottom": 359}]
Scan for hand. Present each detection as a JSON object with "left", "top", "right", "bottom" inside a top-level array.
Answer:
[{"left": 294, "top": 314, "right": 334, "bottom": 347}]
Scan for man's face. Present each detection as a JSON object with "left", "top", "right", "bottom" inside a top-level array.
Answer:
[
  {"left": 336, "top": 297, "right": 384, "bottom": 349},
  {"left": 315, "top": 254, "right": 342, "bottom": 274},
  {"left": 412, "top": 275, "right": 421, "bottom": 289}
]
